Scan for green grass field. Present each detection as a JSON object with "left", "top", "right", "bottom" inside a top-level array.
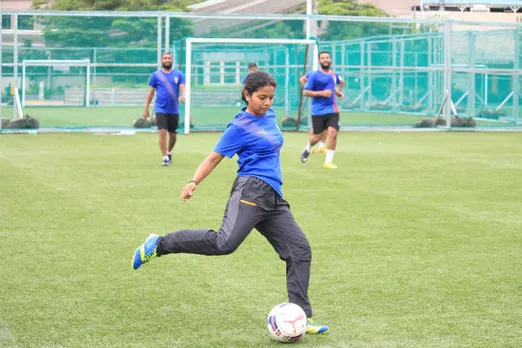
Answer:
[
  {"left": 2, "top": 106, "right": 517, "bottom": 130},
  {"left": 1, "top": 132, "right": 521, "bottom": 347}
]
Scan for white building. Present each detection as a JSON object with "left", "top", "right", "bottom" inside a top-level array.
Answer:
[
  {"left": 1, "top": 0, "right": 49, "bottom": 47},
  {"left": 414, "top": 0, "right": 522, "bottom": 29}
]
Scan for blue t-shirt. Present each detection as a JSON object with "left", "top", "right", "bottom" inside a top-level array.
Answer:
[
  {"left": 148, "top": 69, "right": 185, "bottom": 114},
  {"left": 241, "top": 73, "right": 249, "bottom": 85},
  {"left": 304, "top": 70, "right": 342, "bottom": 116},
  {"left": 214, "top": 108, "right": 284, "bottom": 197},
  {"left": 305, "top": 71, "right": 341, "bottom": 87},
  {"left": 305, "top": 71, "right": 342, "bottom": 82}
]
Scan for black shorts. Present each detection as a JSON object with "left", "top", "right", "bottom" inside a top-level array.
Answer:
[
  {"left": 155, "top": 113, "right": 179, "bottom": 133},
  {"left": 311, "top": 113, "right": 340, "bottom": 134}
]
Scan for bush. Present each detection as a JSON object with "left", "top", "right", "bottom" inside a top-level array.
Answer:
[
  {"left": 178, "top": 121, "right": 195, "bottom": 130},
  {"left": 8, "top": 115, "right": 40, "bottom": 129},
  {"left": 414, "top": 118, "right": 436, "bottom": 128},
  {"left": 435, "top": 117, "right": 447, "bottom": 126},
  {"left": 451, "top": 116, "right": 476, "bottom": 128},
  {"left": 132, "top": 116, "right": 155, "bottom": 128},
  {"left": 400, "top": 104, "right": 425, "bottom": 112},
  {"left": 281, "top": 116, "right": 308, "bottom": 127},
  {"left": 0, "top": 94, "right": 13, "bottom": 103},
  {"left": 414, "top": 116, "right": 476, "bottom": 128},
  {"left": 368, "top": 102, "right": 392, "bottom": 111},
  {"left": 476, "top": 108, "right": 504, "bottom": 120}
]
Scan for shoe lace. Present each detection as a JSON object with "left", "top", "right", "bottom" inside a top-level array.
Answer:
[
  {"left": 307, "top": 319, "right": 326, "bottom": 329},
  {"left": 142, "top": 236, "right": 158, "bottom": 261},
  {"left": 142, "top": 248, "right": 157, "bottom": 262}
]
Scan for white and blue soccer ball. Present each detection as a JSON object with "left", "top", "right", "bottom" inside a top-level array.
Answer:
[
  {"left": 236, "top": 101, "right": 242, "bottom": 107},
  {"left": 267, "top": 302, "right": 307, "bottom": 342}
]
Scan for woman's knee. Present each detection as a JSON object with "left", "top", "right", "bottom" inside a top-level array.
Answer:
[
  {"left": 295, "top": 243, "right": 312, "bottom": 261},
  {"left": 279, "top": 242, "right": 311, "bottom": 262},
  {"left": 215, "top": 243, "right": 238, "bottom": 255},
  {"left": 214, "top": 234, "right": 242, "bottom": 255}
]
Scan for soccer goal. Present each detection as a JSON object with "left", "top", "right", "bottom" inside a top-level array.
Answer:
[
  {"left": 21, "top": 59, "right": 91, "bottom": 107},
  {"left": 181, "top": 38, "right": 318, "bottom": 134}
]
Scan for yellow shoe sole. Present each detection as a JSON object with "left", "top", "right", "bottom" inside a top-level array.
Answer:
[
  {"left": 323, "top": 162, "right": 338, "bottom": 169},
  {"left": 311, "top": 148, "right": 327, "bottom": 154}
]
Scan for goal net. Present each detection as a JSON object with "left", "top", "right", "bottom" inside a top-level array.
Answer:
[
  {"left": 21, "top": 59, "right": 91, "bottom": 107},
  {"left": 180, "top": 38, "right": 318, "bottom": 134}
]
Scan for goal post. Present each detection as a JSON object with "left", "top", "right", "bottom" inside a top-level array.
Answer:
[
  {"left": 183, "top": 38, "right": 318, "bottom": 134},
  {"left": 21, "top": 59, "right": 91, "bottom": 107},
  {"left": 14, "top": 88, "right": 24, "bottom": 119}
]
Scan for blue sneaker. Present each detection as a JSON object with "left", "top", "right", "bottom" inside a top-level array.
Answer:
[
  {"left": 132, "top": 234, "right": 159, "bottom": 270},
  {"left": 306, "top": 318, "right": 329, "bottom": 334}
]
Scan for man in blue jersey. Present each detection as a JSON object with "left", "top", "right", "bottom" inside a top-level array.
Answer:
[
  {"left": 133, "top": 71, "right": 330, "bottom": 335},
  {"left": 143, "top": 52, "right": 186, "bottom": 166},
  {"left": 241, "top": 62, "right": 258, "bottom": 84},
  {"left": 299, "top": 70, "right": 344, "bottom": 154},
  {"left": 300, "top": 51, "right": 344, "bottom": 169}
]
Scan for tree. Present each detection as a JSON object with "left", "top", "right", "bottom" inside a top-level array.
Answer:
[
  {"left": 32, "top": 0, "right": 198, "bottom": 48},
  {"left": 30, "top": 0, "right": 201, "bottom": 88},
  {"left": 316, "top": 0, "right": 391, "bottom": 41}
]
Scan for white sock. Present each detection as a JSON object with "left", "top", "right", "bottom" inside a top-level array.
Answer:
[
  {"left": 305, "top": 142, "right": 312, "bottom": 152},
  {"left": 318, "top": 141, "right": 326, "bottom": 148},
  {"left": 168, "top": 151, "right": 172, "bottom": 155},
  {"left": 325, "top": 149, "right": 335, "bottom": 163},
  {"left": 163, "top": 155, "right": 169, "bottom": 160}
]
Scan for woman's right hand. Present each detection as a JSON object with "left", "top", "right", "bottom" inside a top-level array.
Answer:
[{"left": 181, "top": 182, "right": 198, "bottom": 202}]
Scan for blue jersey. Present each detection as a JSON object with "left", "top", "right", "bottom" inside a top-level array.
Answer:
[
  {"left": 304, "top": 70, "right": 342, "bottom": 116},
  {"left": 305, "top": 70, "right": 341, "bottom": 86},
  {"left": 214, "top": 108, "right": 284, "bottom": 197},
  {"left": 241, "top": 73, "right": 249, "bottom": 84},
  {"left": 148, "top": 69, "right": 185, "bottom": 114}
]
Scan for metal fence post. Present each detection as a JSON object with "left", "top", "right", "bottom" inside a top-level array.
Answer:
[{"left": 443, "top": 21, "right": 452, "bottom": 127}]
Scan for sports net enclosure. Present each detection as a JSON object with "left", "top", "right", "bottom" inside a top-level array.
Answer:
[
  {"left": 1, "top": 10, "right": 522, "bottom": 131},
  {"left": 180, "top": 38, "right": 317, "bottom": 134}
]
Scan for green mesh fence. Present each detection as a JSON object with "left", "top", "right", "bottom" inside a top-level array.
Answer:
[
  {"left": 1, "top": 11, "right": 521, "bottom": 131},
  {"left": 173, "top": 40, "right": 315, "bottom": 131}
]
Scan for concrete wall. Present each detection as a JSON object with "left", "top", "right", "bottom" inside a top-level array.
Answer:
[
  {"left": 359, "top": 0, "right": 416, "bottom": 17},
  {"left": 415, "top": 11, "right": 520, "bottom": 31},
  {"left": 1, "top": 0, "right": 34, "bottom": 10}
]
